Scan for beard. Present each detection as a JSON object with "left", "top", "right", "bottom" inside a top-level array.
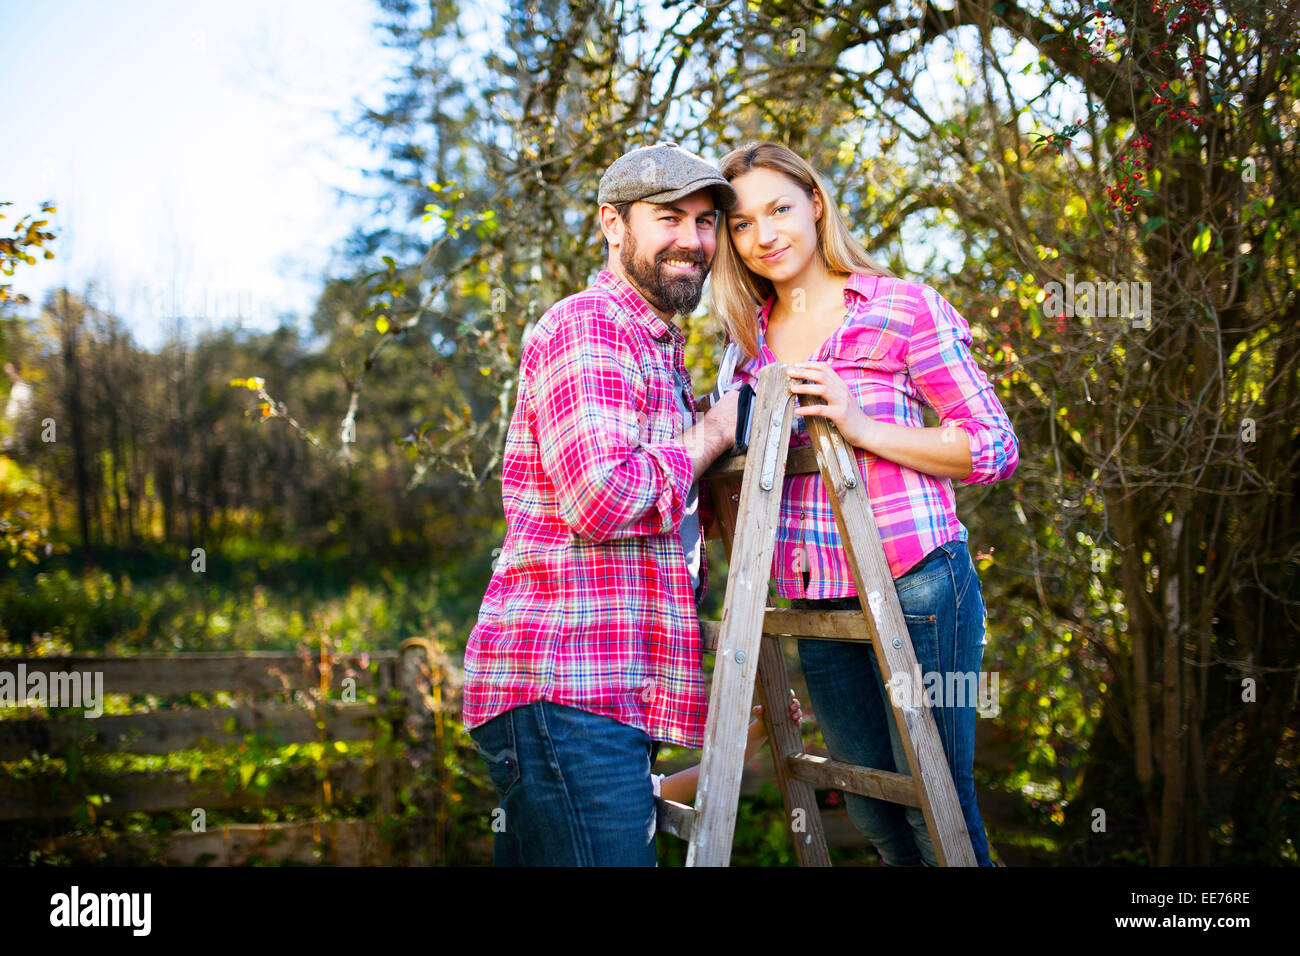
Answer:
[{"left": 620, "top": 229, "right": 707, "bottom": 316}]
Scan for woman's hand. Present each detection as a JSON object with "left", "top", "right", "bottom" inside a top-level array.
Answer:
[
  {"left": 662, "top": 693, "right": 806, "bottom": 805},
  {"left": 787, "top": 361, "right": 875, "bottom": 450},
  {"left": 751, "top": 693, "right": 805, "bottom": 726},
  {"left": 745, "top": 691, "right": 805, "bottom": 758}
]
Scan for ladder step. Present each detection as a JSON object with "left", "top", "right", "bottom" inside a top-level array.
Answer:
[
  {"left": 703, "top": 444, "right": 822, "bottom": 481},
  {"left": 654, "top": 759, "right": 922, "bottom": 842},
  {"left": 698, "top": 609, "right": 871, "bottom": 651},
  {"left": 786, "top": 754, "right": 922, "bottom": 808},
  {"left": 655, "top": 797, "right": 696, "bottom": 841}
]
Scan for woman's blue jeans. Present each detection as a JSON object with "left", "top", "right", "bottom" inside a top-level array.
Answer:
[
  {"left": 794, "top": 537, "right": 993, "bottom": 866},
  {"left": 468, "top": 700, "right": 658, "bottom": 866}
]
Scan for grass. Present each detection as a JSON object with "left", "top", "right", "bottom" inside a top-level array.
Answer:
[
  {"left": 0, "top": 536, "right": 495, "bottom": 656},
  {"left": 0, "top": 535, "right": 1077, "bottom": 865}
]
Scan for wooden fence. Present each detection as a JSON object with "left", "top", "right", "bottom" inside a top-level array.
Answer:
[
  {"left": 0, "top": 638, "right": 456, "bottom": 865},
  {"left": 0, "top": 640, "right": 1026, "bottom": 865}
]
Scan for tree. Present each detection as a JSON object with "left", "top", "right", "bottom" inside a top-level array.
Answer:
[
  {"left": 0, "top": 201, "right": 56, "bottom": 309},
  {"left": 337, "top": 0, "right": 1296, "bottom": 863},
  {"left": 1, "top": 201, "right": 59, "bottom": 566}
]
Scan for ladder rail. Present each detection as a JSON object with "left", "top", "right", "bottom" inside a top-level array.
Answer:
[
  {"left": 801, "top": 393, "right": 976, "bottom": 866},
  {"left": 685, "top": 365, "right": 798, "bottom": 866}
]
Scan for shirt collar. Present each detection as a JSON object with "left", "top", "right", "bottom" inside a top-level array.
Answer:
[
  {"left": 594, "top": 269, "right": 681, "bottom": 342},
  {"left": 756, "top": 271, "right": 880, "bottom": 336}
]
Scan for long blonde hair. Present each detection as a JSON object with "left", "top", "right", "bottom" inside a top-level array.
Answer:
[{"left": 710, "top": 142, "right": 893, "bottom": 361}]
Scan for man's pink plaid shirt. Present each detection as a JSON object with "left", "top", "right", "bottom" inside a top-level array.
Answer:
[{"left": 462, "top": 269, "right": 714, "bottom": 748}]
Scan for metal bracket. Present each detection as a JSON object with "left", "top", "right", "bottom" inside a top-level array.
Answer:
[
  {"left": 759, "top": 399, "right": 787, "bottom": 491},
  {"left": 828, "top": 423, "right": 859, "bottom": 489}
]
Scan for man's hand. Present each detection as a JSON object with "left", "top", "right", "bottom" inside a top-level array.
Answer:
[{"left": 681, "top": 387, "right": 740, "bottom": 481}]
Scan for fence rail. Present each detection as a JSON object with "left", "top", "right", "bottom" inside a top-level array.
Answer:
[{"left": 0, "top": 641, "right": 452, "bottom": 865}]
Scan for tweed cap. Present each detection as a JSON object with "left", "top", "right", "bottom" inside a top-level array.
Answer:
[{"left": 597, "top": 142, "right": 737, "bottom": 212}]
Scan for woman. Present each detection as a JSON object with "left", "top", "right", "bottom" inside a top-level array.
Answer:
[{"left": 709, "top": 142, "right": 1019, "bottom": 867}]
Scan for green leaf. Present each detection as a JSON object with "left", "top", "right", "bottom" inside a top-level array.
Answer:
[
  {"left": 1141, "top": 216, "right": 1167, "bottom": 239},
  {"left": 1192, "top": 224, "right": 1213, "bottom": 257}
]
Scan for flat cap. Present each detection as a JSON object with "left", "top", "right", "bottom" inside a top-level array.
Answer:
[{"left": 598, "top": 142, "right": 737, "bottom": 212}]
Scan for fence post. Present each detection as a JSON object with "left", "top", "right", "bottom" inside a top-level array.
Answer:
[
  {"left": 398, "top": 639, "right": 442, "bottom": 865},
  {"left": 374, "top": 655, "right": 396, "bottom": 865}
]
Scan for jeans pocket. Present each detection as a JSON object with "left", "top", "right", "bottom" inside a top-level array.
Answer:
[
  {"left": 900, "top": 612, "right": 939, "bottom": 673},
  {"left": 895, "top": 546, "right": 949, "bottom": 599},
  {"left": 939, "top": 538, "right": 977, "bottom": 615},
  {"left": 469, "top": 712, "right": 521, "bottom": 799}
]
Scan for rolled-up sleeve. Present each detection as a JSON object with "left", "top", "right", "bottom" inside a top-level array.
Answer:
[
  {"left": 907, "top": 287, "right": 1020, "bottom": 485},
  {"left": 530, "top": 302, "right": 692, "bottom": 542}
]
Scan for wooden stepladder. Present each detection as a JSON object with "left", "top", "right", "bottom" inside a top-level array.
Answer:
[{"left": 655, "top": 363, "right": 977, "bottom": 866}]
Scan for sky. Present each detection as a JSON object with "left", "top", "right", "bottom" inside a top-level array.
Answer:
[
  {"left": 0, "top": 1, "right": 1063, "bottom": 352},
  {"left": 0, "top": 0, "right": 392, "bottom": 349}
]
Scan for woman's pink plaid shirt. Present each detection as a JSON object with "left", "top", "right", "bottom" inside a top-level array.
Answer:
[
  {"left": 462, "top": 270, "right": 714, "bottom": 748},
  {"left": 730, "top": 272, "right": 1020, "bottom": 599}
]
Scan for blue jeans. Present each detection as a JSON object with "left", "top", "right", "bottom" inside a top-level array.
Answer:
[
  {"left": 467, "top": 701, "right": 658, "bottom": 866},
  {"left": 794, "top": 537, "right": 993, "bottom": 866}
]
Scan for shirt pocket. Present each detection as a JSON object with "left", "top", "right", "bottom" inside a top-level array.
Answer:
[
  {"left": 840, "top": 327, "right": 909, "bottom": 417},
  {"left": 631, "top": 355, "right": 673, "bottom": 445},
  {"left": 646, "top": 368, "right": 683, "bottom": 444},
  {"left": 842, "top": 325, "right": 907, "bottom": 371}
]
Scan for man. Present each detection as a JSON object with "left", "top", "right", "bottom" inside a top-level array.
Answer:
[{"left": 462, "top": 143, "right": 742, "bottom": 866}]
